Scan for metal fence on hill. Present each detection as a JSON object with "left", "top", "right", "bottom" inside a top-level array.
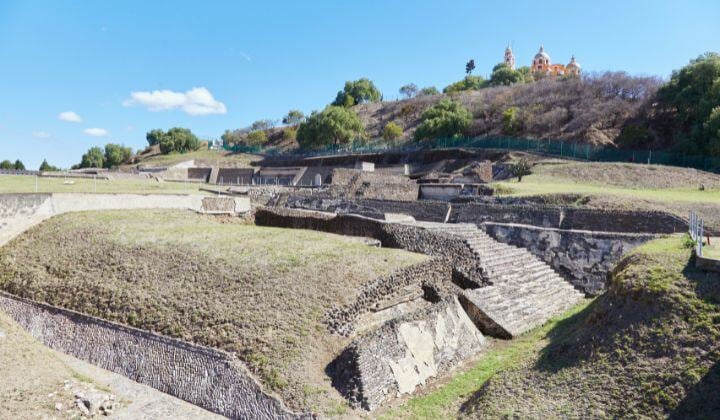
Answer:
[
  {"left": 689, "top": 210, "right": 705, "bottom": 256},
  {"left": 224, "top": 136, "right": 720, "bottom": 173}
]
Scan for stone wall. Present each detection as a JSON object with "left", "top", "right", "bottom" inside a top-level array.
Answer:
[
  {"left": 329, "top": 296, "right": 485, "bottom": 411},
  {"left": 255, "top": 207, "right": 484, "bottom": 286},
  {"left": 324, "top": 259, "right": 451, "bottom": 337},
  {"left": 0, "top": 293, "right": 304, "bottom": 419},
  {"left": 483, "top": 222, "right": 658, "bottom": 294},
  {"left": 330, "top": 169, "right": 418, "bottom": 201}
]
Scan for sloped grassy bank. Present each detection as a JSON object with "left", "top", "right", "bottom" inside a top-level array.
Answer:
[
  {"left": 0, "top": 210, "right": 427, "bottom": 414},
  {"left": 461, "top": 235, "right": 720, "bottom": 418}
]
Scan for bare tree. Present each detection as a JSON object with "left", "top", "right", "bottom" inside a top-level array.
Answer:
[{"left": 399, "top": 83, "right": 418, "bottom": 99}]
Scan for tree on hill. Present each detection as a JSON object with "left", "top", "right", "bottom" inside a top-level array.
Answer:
[
  {"left": 246, "top": 130, "right": 268, "bottom": 146},
  {"left": 282, "top": 110, "right": 305, "bottom": 126},
  {"left": 656, "top": 52, "right": 720, "bottom": 155},
  {"left": 146, "top": 128, "right": 201, "bottom": 154},
  {"left": 79, "top": 146, "right": 105, "bottom": 168},
  {"left": 399, "top": 83, "right": 418, "bottom": 99},
  {"left": 382, "top": 121, "right": 403, "bottom": 141},
  {"left": 510, "top": 158, "right": 532, "bottom": 182},
  {"left": 39, "top": 159, "right": 60, "bottom": 171},
  {"left": 443, "top": 75, "right": 486, "bottom": 93},
  {"left": 414, "top": 99, "right": 471, "bottom": 141},
  {"left": 332, "top": 78, "right": 382, "bottom": 107},
  {"left": 418, "top": 86, "right": 440, "bottom": 97},
  {"left": 146, "top": 129, "right": 165, "bottom": 146},
  {"left": 490, "top": 63, "right": 525, "bottom": 86},
  {"left": 466, "top": 59, "right": 476, "bottom": 75},
  {"left": 250, "top": 119, "right": 275, "bottom": 131},
  {"left": 297, "top": 106, "right": 364, "bottom": 149},
  {"left": 0, "top": 160, "right": 14, "bottom": 169},
  {"left": 104, "top": 143, "right": 133, "bottom": 168}
]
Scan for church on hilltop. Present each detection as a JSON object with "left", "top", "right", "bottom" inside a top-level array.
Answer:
[{"left": 504, "top": 45, "right": 581, "bottom": 78}]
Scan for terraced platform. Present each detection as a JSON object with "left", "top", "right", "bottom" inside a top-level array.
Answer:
[{"left": 407, "top": 222, "right": 585, "bottom": 339}]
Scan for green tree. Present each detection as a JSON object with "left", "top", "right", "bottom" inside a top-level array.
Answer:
[
  {"left": 104, "top": 143, "right": 133, "bottom": 168},
  {"left": 282, "top": 110, "right": 305, "bottom": 126},
  {"left": 517, "top": 66, "right": 533, "bottom": 83},
  {"left": 443, "top": 76, "right": 485, "bottom": 93},
  {"left": 657, "top": 52, "right": 720, "bottom": 155},
  {"left": 80, "top": 146, "right": 105, "bottom": 168},
  {"left": 332, "top": 78, "right": 382, "bottom": 107},
  {"left": 39, "top": 159, "right": 60, "bottom": 171},
  {"left": 13, "top": 160, "right": 25, "bottom": 170},
  {"left": 382, "top": 122, "right": 403, "bottom": 141},
  {"left": 297, "top": 106, "right": 365, "bottom": 149},
  {"left": 502, "top": 107, "right": 521, "bottom": 134},
  {"left": 146, "top": 129, "right": 165, "bottom": 146},
  {"left": 246, "top": 130, "right": 268, "bottom": 146},
  {"left": 466, "top": 59, "right": 476, "bottom": 75},
  {"left": 158, "top": 127, "right": 201, "bottom": 154},
  {"left": 221, "top": 129, "right": 244, "bottom": 146},
  {"left": 399, "top": 83, "right": 418, "bottom": 99},
  {"left": 418, "top": 86, "right": 440, "bottom": 96},
  {"left": 510, "top": 158, "right": 532, "bottom": 182},
  {"left": 0, "top": 160, "right": 13, "bottom": 169},
  {"left": 414, "top": 99, "right": 471, "bottom": 141},
  {"left": 490, "top": 63, "right": 525, "bottom": 86}
]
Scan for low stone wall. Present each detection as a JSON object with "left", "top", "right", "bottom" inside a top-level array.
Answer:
[
  {"left": 452, "top": 202, "right": 687, "bottom": 234},
  {"left": 330, "top": 169, "right": 418, "bottom": 201},
  {"left": 483, "top": 222, "right": 659, "bottom": 294},
  {"left": 0, "top": 293, "right": 304, "bottom": 419},
  {"left": 329, "top": 296, "right": 485, "bottom": 411},
  {"left": 324, "top": 259, "right": 451, "bottom": 337},
  {"left": 696, "top": 254, "right": 720, "bottom": 272},
  {"left": 255, "top": 207, "right": 484, "bottom": 285}
]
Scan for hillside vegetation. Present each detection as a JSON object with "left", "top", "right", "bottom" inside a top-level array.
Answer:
[
  {"left": 0, "top": 210, "right": 426, "bottom": 414},
  {"left": 461, "top": 236, "right": 720, "bottom": 418}
]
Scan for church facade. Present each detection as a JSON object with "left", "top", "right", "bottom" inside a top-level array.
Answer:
[{"left": 504, "top": 45, "right": 581, "bottom": 78}]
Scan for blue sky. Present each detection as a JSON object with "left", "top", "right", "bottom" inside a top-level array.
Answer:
[{"left": 1, "top": 0, "right": 719, "bottom": 168}]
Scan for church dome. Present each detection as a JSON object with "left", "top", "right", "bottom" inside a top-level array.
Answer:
[
  {"left": 567, "top": 55, "right": 581, "bottom": 69},
  {"left": 534, "top": 45, "right": 550, "bottom": 61}
]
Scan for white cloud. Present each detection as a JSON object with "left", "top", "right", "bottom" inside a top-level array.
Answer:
[
  {"left": 240, "top": 52, "right": 252, "bottom": 62},
  {"left": 58, "top": 111, "right": 83, "bottom": 123},
  {"left": 122, "top": 87, "right": 227, "bottom": 116},
  {"left": 32, "top": 131, "right": 50, "bottom": 138},
  {"left": 84, "top": 128, "right": 108, "bottom": 137}
]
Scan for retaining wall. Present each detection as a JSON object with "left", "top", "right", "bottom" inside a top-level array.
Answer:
[
  {"left": 0, "top": 193, "right": 249, "bottom": 246},
  {"left": 483, "top": 222, "right": 659, "bottom": 294},
  {"left": 0, "top": 293, "right": 303, "bottom": 419},
  {"left": 329, "top": 296, "right": 485, "bottom": 411}
]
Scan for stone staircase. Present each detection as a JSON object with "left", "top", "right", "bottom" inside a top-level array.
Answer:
[{"left": 408, "top": 221, "right": 585, "bottom": 339}]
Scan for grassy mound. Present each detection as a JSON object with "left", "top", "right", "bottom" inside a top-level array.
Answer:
[
  {"left": 0, "top": 210, "right": 427, "bottom": 413},
  {"left": 461, "top": 235, "right": 720, "bottom": 418}
]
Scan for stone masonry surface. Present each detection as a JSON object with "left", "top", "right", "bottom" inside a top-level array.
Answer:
[
  {"left": 0, "top": 292, "right": 306, "bottom": 420},
  {"left": 484, "top": 222, "right": 659, "bottom": 295},
  {"left": 329, "top": 296, "right": 485, "bottom": 411}
]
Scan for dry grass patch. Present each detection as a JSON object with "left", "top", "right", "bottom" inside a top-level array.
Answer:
[{"left": 0, "top": 210, "right": 426, "bottom": 413}]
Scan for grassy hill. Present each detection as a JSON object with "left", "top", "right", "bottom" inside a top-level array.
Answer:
[
  {"left": 127, "top": 148, "right": 260, "bottom": 169},
  {"left": 460, "top": 235, "right": 720, "bottom": 418},
  {"left": 0, "top": 210, "right": 427, "bottom": 415}
]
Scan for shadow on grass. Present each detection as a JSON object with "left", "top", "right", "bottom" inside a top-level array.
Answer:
[{"left": 670, "top": 359, "right": 720, "bottom": 419}]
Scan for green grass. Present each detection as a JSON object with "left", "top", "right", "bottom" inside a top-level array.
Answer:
[
  {"left": 701, "top": 239, "right": 720, "bottom": 259},
  {"left": 135, "top": 150, "right": 259, "bottom": 168},
  {"left": 495, "top": 174, "right": 720, "bottom": 204},
  {"left": 0, "top": 175, "right": 206, "bottom": 194},
  {"left": 380, "top": 300, "right": 592, "bottom": 419}
]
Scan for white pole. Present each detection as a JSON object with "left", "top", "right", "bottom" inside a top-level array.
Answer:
[
  {"left": 35, "top": 176, "right": 38, "bottom": 193},
  {"left": 93, "top": 175, "right": 97, "bottom": 193}
]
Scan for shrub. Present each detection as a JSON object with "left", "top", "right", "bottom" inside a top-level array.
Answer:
[
  {"left": 282, "top": 127, "right": 297, "bottom": 141},
  {"left": 282, "top": 110, "right": 305, "bottom": 126},
  {"left": 617, "top": 124, "right": 651, "bottom": 148},
  {"left": 297, "top": 106, "right": 365, "bottom": 149},
  {"left": 502, "top": 107, "right": 522, "bottom": 134},
  {"left": 414, "top": 99, "right": 471, "bottom": 141},
  {"left": 39, "top": 159, "right": 60, "bottom": 171},
  {"left": 246, "top": 130, "right": 268, "bottom": 146},
  {"left": 418, "top": 86, "right": 440, "bottom": 96},
  {"left": 382, "top": 122, "right": 403, "bottom": 141},
  {"left": 443, "top": 76, "right": 485, "bottom": 93}
]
